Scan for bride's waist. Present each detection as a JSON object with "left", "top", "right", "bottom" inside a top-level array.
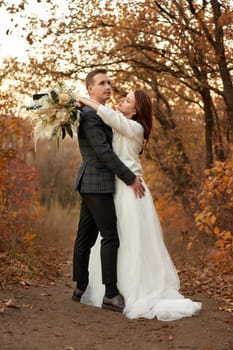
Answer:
[{"left": 119, "top": 157, "right": 143, "bottom": 176}]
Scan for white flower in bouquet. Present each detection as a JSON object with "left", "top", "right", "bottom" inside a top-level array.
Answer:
[
  {"left": 56, "top": 109, "right": 70, "bottom": 123},
  {"left": 59, "top": 93, "right": 71, "bottom": 105},
  {"left": 25, "top": 82, "right": 80, "bottom": 149}
]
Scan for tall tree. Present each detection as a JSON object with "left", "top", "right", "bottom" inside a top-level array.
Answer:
[{"left": 2, "top": 0, "right": 233, "bottom": 205}]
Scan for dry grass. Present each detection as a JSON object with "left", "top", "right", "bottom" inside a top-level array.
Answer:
[{"left": 38, "top": 201, "right": 81, "bottom": 254}]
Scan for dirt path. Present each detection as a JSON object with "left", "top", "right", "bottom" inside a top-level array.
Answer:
[{"left": 1, "top": 261, "right": 232, "bottom": 350}]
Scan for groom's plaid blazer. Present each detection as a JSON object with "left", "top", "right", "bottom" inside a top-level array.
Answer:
[{"left": 75, "top": 106, "right": 135, "bottom": 193}]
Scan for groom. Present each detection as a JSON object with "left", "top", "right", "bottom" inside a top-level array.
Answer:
[{"left": 72, "top": 68, "right": 145, "bottom": 312}]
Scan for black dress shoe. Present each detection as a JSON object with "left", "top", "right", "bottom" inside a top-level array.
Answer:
[
  {"left": 72, "top": 287, "right": 85, "bottom": 302},
  {"left": 102, "top": 294, "right": 125, "bottom": 313}
]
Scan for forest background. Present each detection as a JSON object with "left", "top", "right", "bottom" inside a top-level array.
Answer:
[{"left": 0, "top": 0, "right": 232, "bottom": 315}]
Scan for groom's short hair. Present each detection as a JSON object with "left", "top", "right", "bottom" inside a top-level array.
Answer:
[{"left": 86, "top": 69, "right": 107, "bottom": 90}]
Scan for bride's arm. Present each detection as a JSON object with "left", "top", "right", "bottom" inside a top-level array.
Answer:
[
  {"left": 97, "top": 105, "right": 143, "bottom": 139},
  {"left": 76, "top": 97, "right": 143, "bottom": 139},
  {"left": 76, "top": 96, "right": 100, "bottom": 111}
]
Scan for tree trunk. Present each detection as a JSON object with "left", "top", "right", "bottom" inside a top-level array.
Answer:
[
  {"left": 200, "top": 88, "right": 214, "bottom": 168},
  {"left": 210, "top": 0, "right": 233, "bottom": 140},
  {"left": 150, "top": 82, "right": 196, "bottom": 201}
]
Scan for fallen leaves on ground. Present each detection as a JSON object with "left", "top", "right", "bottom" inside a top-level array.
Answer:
[
  {"left": 0, "top": 237, "right": 232, "bottom": 316},
  {"left": 176, "top": 248, "right": 233, "bottom": 314},
  {"left": 0, "top": 243, "right": 66, "bottom": 292},
  {"left": 0, "top": 298, "right": 21, "bottom": 314}
]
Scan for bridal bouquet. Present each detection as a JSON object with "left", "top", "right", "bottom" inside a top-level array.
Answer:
[{"left": 26, "top": 82, "right": 80, "bottom": 148}]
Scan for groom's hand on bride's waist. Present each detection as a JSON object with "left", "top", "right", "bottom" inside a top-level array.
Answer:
[{"left": 130, "top": 177, "right": 145, "bottom": 198}]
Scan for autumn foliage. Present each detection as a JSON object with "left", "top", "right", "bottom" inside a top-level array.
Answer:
[
  {"left": 0, "top": 113, "right": 42, "bottom": 245},
  {"left": 195, "top": 148, "right": 233, "bottom": 254},
  {"left": 0, "top": 100, "right": 49, "bottom": 284}
]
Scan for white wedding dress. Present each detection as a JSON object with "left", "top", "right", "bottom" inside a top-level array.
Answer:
[{"left": 81, "top": 105, "right": 202, "bottom": 321}]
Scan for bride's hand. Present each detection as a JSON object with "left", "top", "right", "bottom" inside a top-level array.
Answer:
[
  {"left": 74, "top": 101, "right": 82, "bottom": 108},
  {"left": 74, "top": 96, "right": 85, "bottom": 108},
  {"left": 74, "top": 96, "right": 100, "bottom": 111}
]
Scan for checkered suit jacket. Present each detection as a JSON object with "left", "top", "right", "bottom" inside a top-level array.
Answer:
[{"left": 75, "top": 106, "right": 136, "bottom": 193}]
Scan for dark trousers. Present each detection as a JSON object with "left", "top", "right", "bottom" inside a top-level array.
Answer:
[{"left": 73, "top": 193, "right": 119, "bottom": 289}]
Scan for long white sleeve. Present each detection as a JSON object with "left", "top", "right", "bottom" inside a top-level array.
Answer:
[{"left": 97, "top": 105, "right": 144, "bottom": 141}]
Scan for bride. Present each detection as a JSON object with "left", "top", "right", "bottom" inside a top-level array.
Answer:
[{"left": 76, "top": 90, "right": 202, "bottom": 321}]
